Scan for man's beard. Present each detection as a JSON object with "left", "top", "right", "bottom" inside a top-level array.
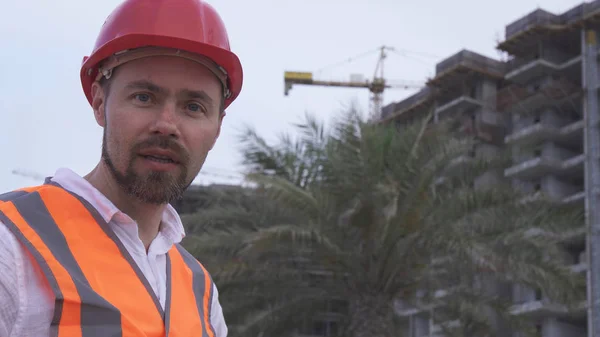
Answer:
[{"left": 101, "top": 130, "right": 193, "bottom": 205}]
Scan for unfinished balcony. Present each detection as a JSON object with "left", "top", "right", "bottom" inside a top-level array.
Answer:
[
  {"left": 430, "top": 320, "right": 460, "bottom": 335},
  {"left": 505, "top": 152, "right": 584, "bottom": 180},
  {"left": 505, "top": 55, "right": 583, "bottom": 85},
  {"left": 570, "top": 261, "right": 587, "bottom": 274},
  {"left": 559, "top": 119, "right": 584, "bottom": 147},
  {"left": 562, "top": 190, "right": 585, "bottom": 205},
  {"left": 518, "top": 219, "right": 584, "bottom": 248},
  {"left": 506, "top": 118, "right": 583, "bottom": 149},
  {"left": 505, "top": 122, "right": 560, "bottom": 146},
  {"left": 510, "top": 300, "right": 587, "bottom": 319},
  {"left": 444, "top": 154, "right": 474, "bottom": 177},
  {"left": 561, "top": 227, "right": 585, "bottom": 247},
  {"left": 570, "top": 249, "right": 587, "bottom": 274},
  {"left": 511, "top": 282, "right": 586, "bottom": 319},
  {"left": 519, "top": 188, "right": 584, "bottom": 205},
  {"left": 560, "top": 153, "right": 584, "bottom": 179},
  {"left": 393, "top": 286, "right": 458, "bottom": 318},
  {"left": 393, "top": 291, "right": 432, "bottom": 317},
  {"left": 393, "top": 302, "right": 423, "bottom": 317},
  {"left": 497, "top": 76, "right": 581, "bottom": 113},
  {"left": 516, "top": 174, "right": 583, "bottom": 206},
  {"left": 504, "top": 156, "right": 562, "bottom": 179},
  {"left": 435, "top": 96, "right": 483, "bottom": 120}
]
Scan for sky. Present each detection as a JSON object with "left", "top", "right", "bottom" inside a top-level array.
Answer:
[{"left": 0, "top": 0, "right": 582, "bottom": 191}]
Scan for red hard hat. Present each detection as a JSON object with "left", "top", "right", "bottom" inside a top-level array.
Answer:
[{"left": 80, "top": 0, "right": 243, "bottom": 109}]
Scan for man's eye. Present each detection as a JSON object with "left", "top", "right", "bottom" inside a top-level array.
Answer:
[
  {"left": 135, "top": 93, "right": 151, "bottom": 102},
  {"left": 187, "top": 103, "right": 204, "bottom": 112}
]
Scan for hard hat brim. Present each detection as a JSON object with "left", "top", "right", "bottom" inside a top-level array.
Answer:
[{"left": 80, "top": 33, "right": 243, "bottom": 109}]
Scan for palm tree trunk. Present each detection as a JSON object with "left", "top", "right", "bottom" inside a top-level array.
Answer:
[{"left": 347, "top": 294, "right": 395, "bottom": 337}]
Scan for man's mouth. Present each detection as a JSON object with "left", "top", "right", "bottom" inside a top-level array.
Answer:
[
  {"left": 138, "top": 148, "right": 181, "bottom": 165},
  {"left": 141, "top": 154, "right": 177, "bottom": 164}
]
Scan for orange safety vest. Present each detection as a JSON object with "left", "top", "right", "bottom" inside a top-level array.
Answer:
[{"left": 0, "top": 181, "right": 216, "bottom": 337}]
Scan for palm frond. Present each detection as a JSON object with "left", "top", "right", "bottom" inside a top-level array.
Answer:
[{"left": 182, "top": 105, "right": 583, "bottom": 337}]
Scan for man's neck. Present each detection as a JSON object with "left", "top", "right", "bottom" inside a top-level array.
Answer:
[{"left": 84, "top": 163, "right": 165, "bottom": 251}]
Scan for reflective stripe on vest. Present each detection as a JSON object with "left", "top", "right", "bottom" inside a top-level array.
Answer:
[{"left": 0, "top": 183, "right": 217, "bottom": 337}]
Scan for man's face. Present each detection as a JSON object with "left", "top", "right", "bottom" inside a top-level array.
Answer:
[{"left": 92, "top": 56, "right": 224, "bottom": 204}]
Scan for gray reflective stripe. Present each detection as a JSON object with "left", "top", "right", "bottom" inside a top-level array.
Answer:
[
  {"left": 175, "top": 244, "right": 214, "bottom": 337},
  {"left": 0, "top": 190, "right": 28, "bottom": 201},
  {"left": 0, "top": 202, "right": 65, "bottom": 337},
  {"left": 207, "top": 272, "right": 215, "bottom": 331},
  {"left": 54, "top": 183, "right": 167, "bottom": 321},
  {"left": 164, "top": 256, "right": 172, "bottom": 337},
  {"left": 10, "top": 191, "right": 123, "bottom": 337}
]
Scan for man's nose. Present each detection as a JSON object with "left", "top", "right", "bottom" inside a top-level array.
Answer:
[{"left": 150, "top": 102, "right": 181, "bottom": 138}]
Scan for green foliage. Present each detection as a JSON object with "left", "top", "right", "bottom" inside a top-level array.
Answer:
[{"left": 183, "top": 107, "right": 585, "bottom": 337}]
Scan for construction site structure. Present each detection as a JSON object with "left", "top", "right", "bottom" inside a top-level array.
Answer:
[
  {"left": 283, "top": 45, "right": 424, "bottom": 121},
  {"left": 369, "top": 2, "right": 600, "bottom": 337},
  {"left": 11, "top": 169, "right": 46, "bottom": 182}
]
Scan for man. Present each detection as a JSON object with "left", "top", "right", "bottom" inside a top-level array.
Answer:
[{"left": 0, "top": 0, "right": 243, "bottom": 336}]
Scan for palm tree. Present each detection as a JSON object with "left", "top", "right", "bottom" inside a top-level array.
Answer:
[
  {"left": 183, "top": 106, "right": 585, "bottom": 337},
  {"left": 237, "top": 111, "right": 327, "bottom": 189}
]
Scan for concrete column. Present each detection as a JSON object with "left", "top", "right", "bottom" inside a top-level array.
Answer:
[{"left": 582, "top": 28, "right": 600, "bottom": 337}]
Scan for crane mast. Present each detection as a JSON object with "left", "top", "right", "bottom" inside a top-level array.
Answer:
[
  {"left": 370, "top": 46, "right": 387, "bottom": 122},
  {"left": 283, "top": 45, "right": 423, "bottom": 120}
]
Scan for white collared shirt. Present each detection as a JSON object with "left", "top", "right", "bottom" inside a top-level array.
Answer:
[{"left": 0, "top": 168, "right": 227, "bottom": 337}]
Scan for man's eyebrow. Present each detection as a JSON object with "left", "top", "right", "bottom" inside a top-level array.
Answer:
[
  {"left": 125, "top": 80, "right": 165, "bottom": 93},
  {"left": 181, "top": 89, "right": 215, "bottom": 106},
  {"left": 124, "top": 81, "right": 216, "bottom": 105}
]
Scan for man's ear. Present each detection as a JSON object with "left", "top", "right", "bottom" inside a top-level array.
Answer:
[{"left": 91, "top": 82, "right": 107, "bottom": 127}]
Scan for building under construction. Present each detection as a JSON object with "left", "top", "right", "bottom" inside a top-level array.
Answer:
[{"left": 379, "top": 2, "right": 600, "bottom": 337}]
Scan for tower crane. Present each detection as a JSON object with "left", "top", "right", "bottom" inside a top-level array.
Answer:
[{"left": 283, "top": 45, "right": 425, "bottom": 120}]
